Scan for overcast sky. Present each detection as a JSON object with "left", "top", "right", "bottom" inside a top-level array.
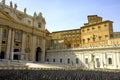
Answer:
[{"left": 1, "top": 0, "right": 120, "bottom": 32}]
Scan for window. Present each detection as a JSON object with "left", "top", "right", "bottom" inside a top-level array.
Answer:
[
  {"left": 96, "top": 58, "right": 100, "bottom": 68},
  {"left": 98, "top": 26, "right": 101, "bottom": 31},
  {"left": 87, "top": 38, "right": 90, "bottom": 43},
  {"left": 28, "top": 20, "right": 31, "bottom": 25},
  {"left": 104, "top": 24, "right": 107, "bottom": 29},
  {"left": 38, "top": 23, "right": 41, "bottom": 28},
  {"left": 60, "top": 59, "right": 62, "bottom": 63},
  {"left": 15, "top": 32, "right": 19, "bottom": 40},
  {"left": 83, "top": 39, "right": 85, "bottom": 43},
  {"left": 67, "top": 58, "right": 70, "bottom": 64},
  {"left": 108, "top": 58, "right": 112, "bottom": 65},
  {"left": 46, "top": 59, "right": 49, "bottom": 62},
  {"left": 76, "top": 58, "right": 79, "bottom": 64},
  {"left": 37, "top": 37, "right": 41, "bottom": 45},
  {"left": 2, "top": 29, "right": 7, "bottom": 38},
  {"left": 53, "top": 59, "right": 55, "bottom": 62},
  {"left": 87, "top": 28, "right": 90, "bottom": 32},
  {"left": 82, "top": 30, "right": 84, "bottom": 33},
  {"left": 105, "top": 35, "right": 109, "bottom": 40},
  {"left": 99, "top": 36, "right": 102, "bottom": 41},
  {"left": 85, "top": 58, "right": 88, "bottom": 64},
  {"left": 92, "top": 27, "right": 95, "bottom": 32}
]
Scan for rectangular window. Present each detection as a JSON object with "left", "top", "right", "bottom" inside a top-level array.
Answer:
[
  {"left": 96, "top": 58, "right": 100, "bottom": 68},
  {"left": 99, "top": 36, "right": 102, "bottom": 41},
  {"left": 87, "top": 38, "right": 90, "bottom": 43},
  {"left": 38, "top": 23, "right": 41, "bottom": 28},
  {"left": 76, "top": 58, "right": 79, "bottom": 64},
  {"left": 46, "top": 59, "right": 49, "bottom": 62},
  {"left": 60, "top": 59, "right": 62, "bottom": 63},
  {"left": 108, "top": 58, "right": 112, "bottom": 65},
  {"left": 87, "top": 28, "right": 90, "bottom": 32},
  {"left": 85, "top": 58, "right": 88, "bottom": 64},
  {"left": 92, "top": 27, "right": 95, "bottom": 32},
  {"left": 15, "top": 32, "right": 19, "bottom": 40},
  {"left": 53, "top": 59, "right": 55, "bottom": 62},
  {"left": 83, "top": 39, "right": 85, "bottom": 43},
  {"left": 82, "top": 30, "right": 85, "bottom": 33},
  {"left": 104, "top": 24, "right": 108, "bottom": 29},
  {"left": 68, "top": 58, "right": 70, "bottom": 64},
  {"left": 98, "top": 26, "right": 101, "bottom": 31}
]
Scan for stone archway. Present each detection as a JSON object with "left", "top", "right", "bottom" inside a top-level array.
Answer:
[{"left": 36, "top": 47, "right": 41, "bottom": 62}]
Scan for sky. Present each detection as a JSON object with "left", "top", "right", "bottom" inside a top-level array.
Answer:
[{"left": 1, "top": 0, "right": 120, "bottom": 32}]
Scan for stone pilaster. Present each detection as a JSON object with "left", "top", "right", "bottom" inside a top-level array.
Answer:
[
  {"left": 30, "top": 35, "right": 36, "bottom": 61},
  {"left": 10, "top": 29, "right": 15, "bottom": 60},
  {"left": 115, "top": 52, "right": 119, "bottom": 69},
  {"left": 0, "top": 27, "right": 2, "bottom": 53},
  {"left": 6, "top": 28, "right": 12, "bottom": 59},
  {"left": 41, "top": 38, "right": 45, "bottom": 62},
  {"left": 21, "top": 32, "right": 25, "bottom": 60}
]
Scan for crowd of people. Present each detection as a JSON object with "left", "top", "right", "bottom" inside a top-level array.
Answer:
[{"left": 0, "top": 69, "right": 120, "bottom": 80}]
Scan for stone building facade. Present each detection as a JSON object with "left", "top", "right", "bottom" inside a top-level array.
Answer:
[
  {"left": 0, "top": 0, "right": 46, "bottom": 62},
  {"left": 46, "top": 15, "right": 120, "bottom": 69},
  {"left": 46, "top": 46, "right": 120, "bottom": 69}
]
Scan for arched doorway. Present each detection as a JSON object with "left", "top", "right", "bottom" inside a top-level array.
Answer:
[
  {"left": 0, "top": 51, "right": 5, "bottom": 59},
  {"left": 36, "top": 47, "right": 41, "bottom": 62}
]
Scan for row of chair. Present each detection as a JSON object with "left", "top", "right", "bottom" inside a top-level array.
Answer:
[{"left": 0, "top": 69, "right": 120, "bottom": 80}]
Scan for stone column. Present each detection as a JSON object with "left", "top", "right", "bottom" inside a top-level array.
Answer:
[
  {"left": 10, "top": 29, "right": 15, "bottom": 60},
  {"left": 0, "top": 27, "right": 2, "bottom": 54},
  {"left": 6, "top": 28, "right": 12, "bottom": 59},
  {"left": 21, "top": 32, "right": 25, "bottom": 60}
]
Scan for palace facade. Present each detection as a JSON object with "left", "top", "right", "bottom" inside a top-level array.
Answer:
[
  {"left": 0, "top": 0, "right": 46, "bottom": 62},
  {"left": 46, "top": 15, "right": 120, "bottom": 69}
]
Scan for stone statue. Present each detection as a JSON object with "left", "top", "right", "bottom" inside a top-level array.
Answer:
[
  {"left": 14, "top": 4, "right": 17, "bottom": 9},
  {"left": 34, "top": 12, "right": 37, "bottom": 16},
  {"left": 24, "top": 8, "right": 26, "bottom": 14},
  {"left": 10, "top": 1, "right": 13, "bottom": 8}
]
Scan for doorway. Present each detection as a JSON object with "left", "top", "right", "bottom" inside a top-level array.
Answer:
[
  {"left": 0, "top": 51, "right": 5, "bottom": 59},
  {"left": 36, "top": 47, "right": 41, "bottom": 62},
  {"left": 13, "top": 49, "right": 20, "bottom": 60}
]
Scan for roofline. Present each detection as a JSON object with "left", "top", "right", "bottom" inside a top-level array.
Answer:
[
  {"left": 52, "top": 28, "right": 80, "bottom": 33},
  {"left": 81, "top": 20, "right": 113, "bottom": 28}
]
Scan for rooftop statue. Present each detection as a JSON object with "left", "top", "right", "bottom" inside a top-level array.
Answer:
[
  {"left": 10, "top": 1, "right": 13, "bottom": 8},
  {"left": 24, "top": 8, "right": 26, "bottom": 14},
  {"left": 14, "top": 3, "right": 17, "bottom": 9}
]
